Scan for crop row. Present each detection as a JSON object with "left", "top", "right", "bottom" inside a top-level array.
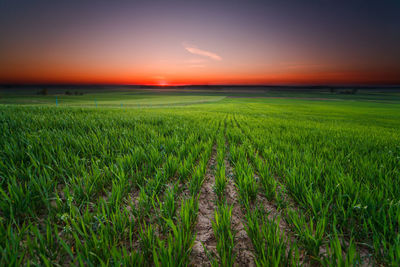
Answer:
[
  {"left": 1, "top": 102, "right": 399, "bottom": 266},
  {"left": 0, "top": 106, "right": 220, "bottom": 265}
]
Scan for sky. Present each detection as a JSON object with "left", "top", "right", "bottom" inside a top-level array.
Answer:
[{"left": 0, "top": 0, "right": 399, "bottom": 85}]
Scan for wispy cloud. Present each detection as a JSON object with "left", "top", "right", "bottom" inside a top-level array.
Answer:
[{"left": 183, "top": 43, "right": 222, "bottom": 61}]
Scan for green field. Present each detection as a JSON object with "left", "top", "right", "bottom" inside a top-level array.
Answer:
[
  {"left": 1, "top": 91, "right": 400, "bottom": 266},
  {"left": 0, "top": 92, "right": 225, "bottom": 107}
]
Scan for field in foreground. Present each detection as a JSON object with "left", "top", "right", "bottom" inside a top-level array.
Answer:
[{"left": 1, "top": 93, "right": 400, "bottom": 266}]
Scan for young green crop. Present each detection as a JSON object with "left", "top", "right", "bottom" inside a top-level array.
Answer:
[
  {"left": 245, "top": 207, "right": 299, "bottom": 266},
  {"left": 1, "top": 93, "right": 399, "bottom": 265},
  {"left": 211, "top": 204, "right": 236, "bottom": 267}
]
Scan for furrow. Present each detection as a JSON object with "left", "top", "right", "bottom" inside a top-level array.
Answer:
[
  {"left": 233, "top": 115, "right": 374, "bottom": 266},
  {"left": 190, "top": 144, "right": 218, "bottom": 266},
  {"left": 224, "top": 156, "right": 256, "bottom": 267}
]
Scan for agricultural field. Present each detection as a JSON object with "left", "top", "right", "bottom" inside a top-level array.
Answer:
[
  {"left": 0, "top": 91, "right": 225, "bottom": 107},
  {"left": 1, "top": 92, "right": 400, "bottom": 266}
]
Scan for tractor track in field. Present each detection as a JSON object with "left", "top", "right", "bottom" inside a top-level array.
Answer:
[
  {"left": 190, "top": 144, "right": 218, "bottom": 266},
  {"left": 125, "top": 137, "right": 205, "bottom": 218},
  {"left": 190, "top": 120, "right": 226, "bottom": 266},
  {"left": 224, "top": 117, "right": 256, "bottom": 266},
  {"left": 232, "top": 115, "right": 374, "bottom": 266},
  {"left": 224, "top": 155, "right": 256, "bottom": 267},
  {"left": 233, "top": 117, "right": 326, "bottom": 263},
  {"left": 253, "top": 171, "right": 307, "bottom": 264},
  {"left": 124, "top": 143, "right": 207, "bottom": 254}
]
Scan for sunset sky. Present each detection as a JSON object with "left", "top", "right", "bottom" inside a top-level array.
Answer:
[{"left": 0, "top": 0, "right": 399, "bottom": 85}]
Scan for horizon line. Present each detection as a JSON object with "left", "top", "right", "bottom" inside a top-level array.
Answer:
[{"left": 1, "top": 83, "right": 400, "bottom": 88}]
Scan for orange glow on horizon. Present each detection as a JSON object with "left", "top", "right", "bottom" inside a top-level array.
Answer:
[
  {"left": 1, "top": 68, "right": 399, "bottom": 86},
  {"left": 157, "top": 80, "right": 169, "bottom": 86}
]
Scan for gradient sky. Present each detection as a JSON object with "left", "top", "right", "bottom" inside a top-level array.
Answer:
[{"left": 1, "top": 0, "right": 399, "bottom": 85}]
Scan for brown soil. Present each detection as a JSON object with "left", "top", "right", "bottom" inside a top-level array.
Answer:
[
  {"left": 266, "top": 174, "right": 373, "bottom": 265},
  {"left": 254, "top": 180, "right": 307, "bottom": 264},
  {"left": 234, "top": 119, "right": 375, "bottom": 265},
  {"left": 224, "top": 158, "right": 256, "bottom": 267},
  {"left": 190, "top": 145, "right": 218, "bottom": 266},
  {"left": 191, "top": 141, "right": 256, "bottom": 266}
]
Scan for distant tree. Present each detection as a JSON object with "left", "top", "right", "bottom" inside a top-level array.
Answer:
[
  {"left": 339, "top": 89, "right": 357, "bottom": 95},
  {"left": 329, "top": 87, "right": 336, "bottom": 93},
  {"left": 38, "top": 88, "right": 48, "bottom": 95},
  {"left": 65, "top": 90, "right": 72, "bottom": 95}
]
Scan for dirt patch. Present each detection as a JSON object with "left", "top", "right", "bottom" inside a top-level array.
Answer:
[
  {"left": 224, "top": 158, "right": 256, "bottom": 267},
  {"left": 191, "top": 145, "right": 218, "bottom": 266}
]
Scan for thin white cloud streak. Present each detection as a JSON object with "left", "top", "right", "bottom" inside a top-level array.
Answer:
[{"left": 183, "top": 43, "right": 222, "bottom": 61}]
